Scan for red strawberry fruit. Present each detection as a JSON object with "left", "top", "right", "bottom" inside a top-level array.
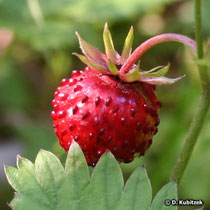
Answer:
[{"left": 52, "top": 23, "right": 195, "bottom": 166}]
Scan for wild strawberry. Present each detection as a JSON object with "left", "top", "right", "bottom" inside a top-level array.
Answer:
[{"left": 52, "top": 23, "right": 193, "bottom": 166}]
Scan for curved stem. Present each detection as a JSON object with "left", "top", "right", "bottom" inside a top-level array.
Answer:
[
  {"left": 171, "top": 0, "right": 210, "bottom": 183},
  {"left": 170, "top": 90, "right": 210, "bottom": 183},
  {"left": 119, "top": 33, "right": 197, "bottom": 75}
]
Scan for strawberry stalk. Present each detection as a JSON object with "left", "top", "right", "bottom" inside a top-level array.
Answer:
[
  {"left": 119, "top": 33, "right": 197, "bottom": 75},
  {"left": 171, "top": 0, "right": 210, "bottom": 184}
]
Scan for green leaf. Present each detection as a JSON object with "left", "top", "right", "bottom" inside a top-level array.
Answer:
[
  {"left": 56, "top": 141, "right": 90, "bottom": 210},
  {"left": 4, "top": 161, "right": 52, "bottom": 208},
  {"left": 10, "top": 194, "right": 49, "bottom": 210},
  {"left": 5, "top": 142, "right": 178, "bottom": 210},
  {"left": 88, "top": 151, "right": 124, "bottom": 210},
  {"left": 151, "top": 181, "right": 178, "bottom": 210},
  {"left": 116, "top": 166, "right": 152, "bottom": 210},
  {"left": 4, "top": 166, "right": 23, "bottom": 193},
  {"left": 16, "top": 155, "right": 34, "bottom": 171},
  {"left": 34, "top": 150, "right": 64, "bottom": 207}
]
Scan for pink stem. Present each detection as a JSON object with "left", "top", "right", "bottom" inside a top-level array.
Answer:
[{"left": 119, "top": 33, "right": 197, "bottom": 75}]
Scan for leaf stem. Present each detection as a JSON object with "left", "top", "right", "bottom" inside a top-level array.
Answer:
[{"left": 170, "top": 0, "right": 210, "bottom": 183}]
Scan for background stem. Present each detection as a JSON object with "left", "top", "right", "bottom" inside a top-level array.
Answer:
[
  {"left": 195, "top": 0, "right": 203, "bottom": 59},
  {"left": 170, "top": 90, "right": 210, "bottom": 183},
  {"left": 170, "top": 0, "right": 210, "bottom": 183}
]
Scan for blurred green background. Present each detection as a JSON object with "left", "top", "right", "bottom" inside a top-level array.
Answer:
[{"left": 0, "top": 0, "right": 210, "bottom": 209}]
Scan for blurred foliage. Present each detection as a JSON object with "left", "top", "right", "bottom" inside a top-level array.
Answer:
[{"left": 0, "top": 0, "right": 210, "bottom": 209}]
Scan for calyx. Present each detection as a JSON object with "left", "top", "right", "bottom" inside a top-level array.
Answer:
[{"left": 73, "top": 23, "right": 196, "bottom": 85}]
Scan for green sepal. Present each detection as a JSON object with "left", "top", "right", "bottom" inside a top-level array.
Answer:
[
  {"left": 103, "top": 23, "right": 118, "bottom": 63},
  {"left": 121, "top": 26, "right": 134, "bottom": 64},
  {"left": 107, "top": 60, "right": 119, "bottom": 75},
  {"left": 75, "top": 32, "right": 107, "bottom": 68},
  {"left": 140, "top": 63, "right": 170, "bottom": 77},
  {"left": 74, "top": 25, "right": 186, "bottom": 86},
  {"left": 140, "top": 75, "right": 185, "bottom": 85},
  {"left": 121, "top": 61, "right": 141, "bottom": 82},
  {"left": 73, "top": 53, "right": 109, "bottom": 74},
  {"left": 121, "top": 62, "right": 184, "bottom": 84}
]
